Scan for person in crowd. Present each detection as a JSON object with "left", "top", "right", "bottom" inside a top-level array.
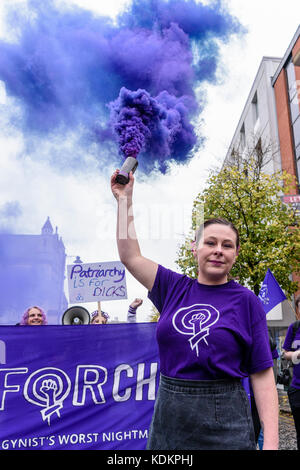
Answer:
[
  {"left": 111, "top": 169, "right": 278, "bottom": 450},
  {"left": 19, "top": 306, "right": 48, "bottom": 325},
  {"left": 90, "top": 310, "right": 109, "bottom": 324},
  {"left": 282, "top": 294, "right": 300, "bottom": 449},
  {"left": 90, "top": 298, "right": 143, "bottom": 324},
  {"left": 127, "top": 298, "right": 143, "bottom": 323}
]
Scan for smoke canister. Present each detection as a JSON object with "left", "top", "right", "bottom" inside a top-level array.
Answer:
[{"left": 116, "top": 156, "right": 138, "bottom": 185}]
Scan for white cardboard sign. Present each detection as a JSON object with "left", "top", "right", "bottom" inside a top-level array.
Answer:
[{"left": 67, "top": 261, "right": 127, "bottom": 303}]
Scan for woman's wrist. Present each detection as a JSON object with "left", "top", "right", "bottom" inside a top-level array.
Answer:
[
  {"left": 262, "top": 436, "right": 279, "bottom": 450},
  {"left": 117, "top": 194, "right": 132, "bottom": 206},
  {"left": 128, "top": 305, "right": 137, "bottom": 314}
]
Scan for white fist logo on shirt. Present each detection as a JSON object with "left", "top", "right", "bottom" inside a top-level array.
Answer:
[{"left": 172, "top": 304, "right": 220, "bottom": 356}]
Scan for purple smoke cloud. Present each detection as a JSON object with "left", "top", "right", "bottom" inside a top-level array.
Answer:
[
  {"left": 110, "top": 88, "right": 157, "bottom": 159},
  {"left": 110, "top": 87, "right": 197, "bottom": 173},
  {"left": 0, "top": 0, "right": 244, "bottom": 174},
  {"left": 0, "top": 201, "right": 23, "bottom": 234}
]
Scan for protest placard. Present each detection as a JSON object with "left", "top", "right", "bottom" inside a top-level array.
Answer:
[{"left": 67, "top": 261, "right": 127, "bottom": 303}]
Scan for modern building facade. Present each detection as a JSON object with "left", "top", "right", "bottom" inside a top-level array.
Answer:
[
  {"left": 222, "top": 26, "right": 300, "bottom": 345},
  {"left": 0, "top": 217, "right": 68, "bottom": 325},
  {"left": 223, "top": 56, "right": 283, "bottom": 174}
]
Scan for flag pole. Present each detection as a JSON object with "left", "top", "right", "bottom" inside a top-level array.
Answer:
[{"left": 286, "top": 299, "right": 298, "bottom": 320}]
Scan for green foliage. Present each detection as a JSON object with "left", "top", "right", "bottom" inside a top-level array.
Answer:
[
  {"left": 176, "top": 153, "right": 300, "bottom": 297},
  {"left": 149, "top": 305, "right": 160, "bottom": 322}
]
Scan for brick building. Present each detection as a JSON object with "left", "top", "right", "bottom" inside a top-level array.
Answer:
[
  {"left": 272, "top": 27, "right": 300, "bottom": 301},
  {"left": 223, "top": 26, "right": 300, "bottom": 342}
]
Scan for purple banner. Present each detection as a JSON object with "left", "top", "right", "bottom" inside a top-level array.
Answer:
[{"left": 0, "top": 324, "right": 159, "bottom": 450}]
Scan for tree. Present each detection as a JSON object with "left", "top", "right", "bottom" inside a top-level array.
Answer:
[
  {"left": 149, "top": 305, "right": 160, "bottom": 322},
  {"left": 176, "top": 143, "right": 300, "bottom": 297}
]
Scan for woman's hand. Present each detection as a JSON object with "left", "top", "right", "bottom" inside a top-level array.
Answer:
[
  {"left": 111, "top": 169, "right": 134, "bottom": 201},
  {"left": 130, "top": 298, "right": 143, "bottom": 309}
]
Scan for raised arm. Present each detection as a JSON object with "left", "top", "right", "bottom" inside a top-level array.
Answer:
[{"left": 111, "top": 169, "right": 158, "bottom": 291}]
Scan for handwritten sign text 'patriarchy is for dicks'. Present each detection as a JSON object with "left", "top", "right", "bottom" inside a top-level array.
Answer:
[{"left": 67, "top": 261, "right": 127, "bottom": 303}]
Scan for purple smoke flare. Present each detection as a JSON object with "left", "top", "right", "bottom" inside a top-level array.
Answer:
[
  {"left": 0, "top": 0, "right": 245, "bottom": 175},
  {"left": 110, "top": 87, "right": 197, "bottom": 172},
  {"left": 110, "top": 88, "right": 159, "bottom": 159}
]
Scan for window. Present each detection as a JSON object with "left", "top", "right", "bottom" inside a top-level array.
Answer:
[
  {"left": 255, "top": 137, "right": 263, "bottom": 158},
  {"left": 290, "top": 92, "right": 300, "bottom": 124},
  {"left": 286, "top": 59, "right": 297, "bottom": 100},
  {"left": 240, "top": 123, "right": 246, "bottom": 150},
  {"left": 293, "top": 115, "right": 300, "bottom": 148},
  {"left": 286, "top": 57, "right": 300, "bottom": 184},
  {"left": 252, "top": 92, "right": 259, "bottom": 125},
  {"left": 296, "top": 143, "right": 300, "bottom": 161},
  {"left": 296, "top": 147, "right": 300, "bottom": 186}
]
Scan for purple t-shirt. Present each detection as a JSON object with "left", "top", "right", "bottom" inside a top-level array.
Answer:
[
  {"left": 283, "top": 323, "right": 300, "bottom": 389},
  {"left": 148, "top": 265, "right": 273, "bottom": 380}
]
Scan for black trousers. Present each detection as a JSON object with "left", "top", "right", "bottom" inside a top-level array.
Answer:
[{"left": 288, "top": 387, "right": 300, "bottom": 450}]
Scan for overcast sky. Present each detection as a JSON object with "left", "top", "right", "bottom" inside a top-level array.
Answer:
[{"left": 0, "top": 0, "right": 299, "bottom": 322}]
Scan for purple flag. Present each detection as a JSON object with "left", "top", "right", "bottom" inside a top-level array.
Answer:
[{"left": 258, "top": 269, "right": 286, "bottom": 314}]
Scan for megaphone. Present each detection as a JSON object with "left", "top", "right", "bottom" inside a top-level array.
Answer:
[{"left": 62, "top": 306, "right": 91, "bottom": 325}]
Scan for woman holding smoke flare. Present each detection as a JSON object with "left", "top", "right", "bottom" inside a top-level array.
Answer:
[{"left": 111, "top": 169, "right": 278, "bottom": 450}]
